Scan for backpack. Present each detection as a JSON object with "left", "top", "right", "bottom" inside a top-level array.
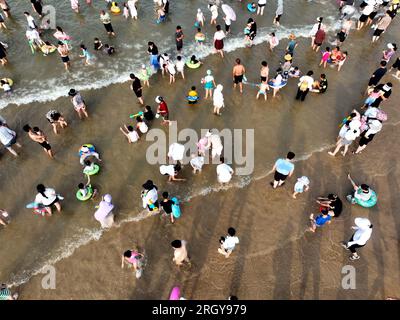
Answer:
[{"left": 299, "top": 80, "right": 309, "bottom": 91}]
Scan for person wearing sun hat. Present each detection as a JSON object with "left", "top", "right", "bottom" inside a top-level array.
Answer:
[
  {"left": 341, "top": 218, "right": 373, "bottom": 261},
  {"left": 286, "top": 33, "right": 298, "bottom": 56}
]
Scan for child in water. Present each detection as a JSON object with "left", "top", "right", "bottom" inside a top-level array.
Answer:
[
  {"left": 83, "top": 159, "right": 97, "bottom": 176},
  {"left": 289, "top": 66, "right": 301, "bottom": 78},
  {"left": 77, "top": 175, "right": 98, "bottom": 200},
  {"left": 292, "top": 176, "right": 310, "bottom": 199},
  {"left": 139, "top": 64, "right": 151, "bottom": 87},
  {"left": 187, "top": 86, "right": 198, "bottom": 104},
  {"left": 103, "top": 44, "right": 115, "bottom": 55},
  {"left": 319, "top": 47, "right": 331, "bottom": 68},
  {"left": 80, "top": 44, "right": 95, "bottom": 65},
  {"left": 0, "top": 80, "right": 12, "bottom": 96},
  {"left": 123, "top": 2, "right": 129, "bottom": 19},
  {"left": 256, "top": 82, "right": 269, "bottom": 101},
  {"left": 195, "top": 28, "right": 205, "bottom": 46},
  {"left": 94, "top": 38, "right": 103, "bottom": 51}
]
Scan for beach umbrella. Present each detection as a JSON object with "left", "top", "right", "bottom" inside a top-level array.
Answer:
[{"left": 222, "top": 4, "right": 236, "bottom": 21}]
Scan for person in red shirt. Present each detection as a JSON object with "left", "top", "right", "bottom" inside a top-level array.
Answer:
[{"left": 155, "top": 96, "right": 170, "bottom": 125}]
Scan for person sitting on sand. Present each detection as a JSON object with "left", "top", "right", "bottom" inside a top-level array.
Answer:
[
  {"left": 309, "top": 209, "right": 331, "bottom": 233},
  {"left": 316, "top": 193, "right": 343, "bottom": 217},
  {"left": 218, "top": 227, "right": 239, "bottom": 258},
  {"left": 120, "top": 124, "right": 139, "bottom": 143},
  {"left": 346, "top": 173, "right": 374, "bottom": 205}
]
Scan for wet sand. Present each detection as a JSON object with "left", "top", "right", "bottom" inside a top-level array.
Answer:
[{"left": 1, "top": 17, "right": 400, "bottom": 299}]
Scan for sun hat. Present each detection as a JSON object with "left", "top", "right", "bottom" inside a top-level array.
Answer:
[
  {"left": 103, "top": 194, "right": 112, "bottom": 203},
  {"left": 284, "top": 54, "right": 292, "bottom": 61},
  {"left": 289, "top": 33, "right": 296, "bottom": 40},
  {"left": 155, "top": 96, "right": 163, "bottom": 103},
  {"left": 354, "top": 217, "right": 371, "bottom": 229}
]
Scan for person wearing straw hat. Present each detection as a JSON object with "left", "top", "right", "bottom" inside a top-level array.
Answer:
[
  {"left": 286, "top": 33, "right": 298, "bottom": 56},
  {"left": 341, "top": 218, "right": 373, "bottom": 260}
]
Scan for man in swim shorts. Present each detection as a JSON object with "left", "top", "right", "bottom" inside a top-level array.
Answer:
[
  {"left": 232, "top": 58, "right": 246, "bottom": 93},
  {"left": 260, "top": 61, "right": 269, "bottom": 83},
  {"left": 23, "top": 124, "right": 54, "bottom": 158},
  {"left": 130, "top": 73, "right": 144, "bottom": 105},
  {"left": 57, "top": 41, "right": 70, "bottom": 71}
]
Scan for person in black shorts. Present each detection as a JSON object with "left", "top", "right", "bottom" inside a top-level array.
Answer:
[
  {"left": 247, "top": 18, "right": 257, "bottom": 46},
  {"left": 367, "top": 60, "right": 387, "bottom": 91},
  {"left": 160, "top": 191, "right": 175, "bottom": 223},
  {"left": 390, "top": 57, "right": 400, "bottom": 78},
  {"left": 317, "top": 194, "right": 343, "bottom": 218},
  {"left": 23, "top": 124, "right": 54, "bottom": 158},
  {"left": 370, "top": 82, "right": 392, "bottom": 107},
  {"left": 130, "top": 73, "right": 144, "bottom": 105},
  {"left": 175, "top": 25, "right": 184, "bottom": 52},
  {"left": 31, "top": 0, "right": 43, "bottom": 17}
]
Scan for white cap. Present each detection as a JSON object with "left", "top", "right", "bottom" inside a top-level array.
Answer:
[{"left": 387, "top": 43, "right": 394, "bottom": 49}]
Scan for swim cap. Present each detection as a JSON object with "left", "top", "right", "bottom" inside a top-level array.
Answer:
[
  {"left": 103, "top": 194, "right": 112, "bottom": 203},
  {"left": 207, "top": 69, "right": 212, "bottom": 75}
]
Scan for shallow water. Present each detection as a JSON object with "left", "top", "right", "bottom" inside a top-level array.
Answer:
[{"left": 0, "top": 0, "right": 399, "bottom": 292}]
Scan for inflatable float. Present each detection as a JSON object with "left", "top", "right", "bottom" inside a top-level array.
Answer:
[
  {"left": 83, "top": 164, "right": 100, "bottom": 176},
  {"left": 268, "top": 80, "right": 288, "bottom": 89},
  {"left": 110, "top": 2, "right": 121, "bottom": 14},
  {"left": 40, "top": 45, "right": 57, "bottom": 54},
  {"left": 247, "top": 3, "right": 257, "bottom": 13},
  {"left": 186, "top": 59, "right": 201, "bottom": 69},
  {"left": 171, "top": 197, "right": 181, "bottom": 219},
  {"left": 195, "top": 34, "right": 205, "bottom": 43},
  {"left": 354, "top": 189, "right": 377, "bottom": 208},
  {"left": 76, "top": 185, "right": 94, "bottom": 201}
]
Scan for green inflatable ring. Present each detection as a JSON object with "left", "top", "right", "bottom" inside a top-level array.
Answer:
[
  {"left": 83, "top": 164, "right": 100, "bottom": 176},
  {"left": 355, "top": 189, "right": 377, "bottom": 208},
  {"left": 76, "top": 185, "right": 94, "bottom": 201},
  {"left": 186, "top": 60, "right": 201, "bottom": 69}
]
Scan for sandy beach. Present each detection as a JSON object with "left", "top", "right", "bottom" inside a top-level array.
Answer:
[{"left": 0, "top": 0, "right": 399, "bottom": 300}]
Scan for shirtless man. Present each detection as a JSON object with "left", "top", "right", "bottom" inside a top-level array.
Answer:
[
  {"left": 23, "top": 125, "right": 54, "bottom": 158},
  {"left": 232, "top": 58, "right": 246, "bottom": 93},
  {"left": 0, "top": 0, "right": 10, "bottom": 18},
  {"left": 260, "top": 60, "right": 269, "bottom": 83},
  {"left": 57, "top": 41, "right": 70, "bottom": 71}
]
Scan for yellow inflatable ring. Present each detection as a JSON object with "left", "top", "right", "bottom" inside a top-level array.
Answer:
[
  {"left": 111, "top": 2, "right": 121, "bottom": 14},
  {"left": 0, "top": 78, "right": 13, "bottom": 88}
]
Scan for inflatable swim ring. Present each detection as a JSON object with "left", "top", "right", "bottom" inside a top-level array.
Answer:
[
  {"left": 187, "top": 95, "right": 199, "bottom": 102},
  {"left": 79, "top": 144, "right": 95, "bottom": 156},
  {"left": 83, "top": 164, "right": 100, "bottom": 176},
  {"left": 0, "top": 78, "right": 13, "bottom": 88},
  {"left": 195, "top": 34, "right": 205, "bottom": 42},
  {"left": 247, "top": 3, "right": 257, "bottom": 12},
  {"left": 169, "top": 286, "right": 181, "bottom": 300},
  {"left": 268, "top": 80, "right": 288, "bottom": 89},
  {"left": 186, "top": 60, "right": 201, "bottom": 69},
  {"left": 76, "top": 185, "right": 94, "bottom": 201},
  {"left": 171, "top": 197, "right": 181, "bottom": 219},
  {"left": 355, "top": 189, "right": 377, "bottom": 208},
  {"left": 40, "top": 45, "right": 57, "bottom": 54},
  {"left": 110, "top": 2, "right": 121, "bottom": 14}
]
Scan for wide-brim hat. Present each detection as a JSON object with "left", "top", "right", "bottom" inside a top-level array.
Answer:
[
  {"left": 284, "top": 54, "right": 292, "bottom": 61},
  {"left": 289, "top": 33, "right": 296, "bottom": 40}
]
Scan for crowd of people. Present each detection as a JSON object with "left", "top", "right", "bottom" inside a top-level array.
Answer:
[{"left": 0, "top": 0, "right": 399, "bottom": 299}]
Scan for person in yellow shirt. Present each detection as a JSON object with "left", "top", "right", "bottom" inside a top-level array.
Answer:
[{"left": 187, "top": 86, "right": 198, "bottom": 104}]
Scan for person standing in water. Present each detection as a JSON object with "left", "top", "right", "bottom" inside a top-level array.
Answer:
[
  {"left": 31, "top": 0, "right": 43, "bottom": 18},
  {"left": 34, "top": 184, "right": 62, "bottom": 215},
  {"left": 100, "top": 10, "right": 116, "bottom": 36},
  {"left": 57, "top": 41, "right": 71, "bottom": 71},
  {"left": 23, "top": 125, "right": 54, "bottom": 158},
  {"left": 273, "top": 0, "right": 283, "bottom": 26},
  {"left": 147, "top": 41, "right": 160, "bottom": 71},
  {"left": 271, "top": 151, "right": 295, "bottom": 189},
  {"left": 69, "top": 89, "right": 89, "bottom": 119},
  {"left": 213, "top": 25, "right": 226, "bottom": 58},
  {"left": 175, "top": 25, "right": 184, "bottom": 53},
  {"left": 232, "top": 58, "right": 246, "bottom": 93},
  {"left": 203, "top": 69, "right": 216, "bottom": 99},
  {"left": 130, "top": 73, "right": 144, "bottom": 105},
  {"left": 260, "top": 60, "right": 269, "bottom": 83},
  {"left": 0, "top": 121, "right": 21, "bottom": 157}
]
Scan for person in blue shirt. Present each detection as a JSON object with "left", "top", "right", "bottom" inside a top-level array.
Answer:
[
  {"left": 309, "top": 209, "right": 331, "bottom": 232},
  {"left": 271, "top": 151, "right": 295, "bottom": 189}
]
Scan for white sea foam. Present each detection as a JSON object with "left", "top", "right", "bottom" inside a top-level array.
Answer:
[
  {"left": 7, "top": 143, "right": 334, "bottom": 288},
  {"left": 0, "top": 16, "right": 343, "bottom": 110}
]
